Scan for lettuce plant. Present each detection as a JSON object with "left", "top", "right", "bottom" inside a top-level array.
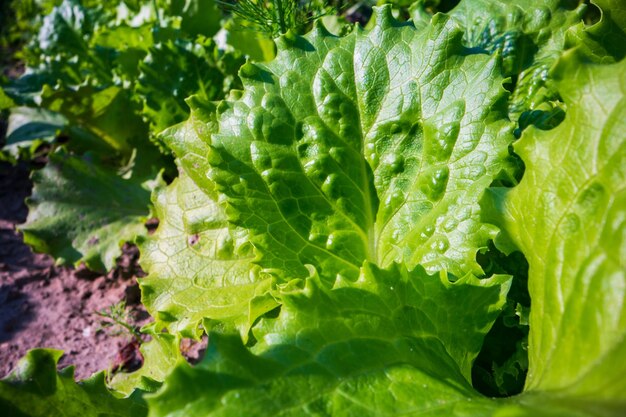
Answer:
[
  {"left": 1, "top": 1, "right": 625, "bottom": 416},
  {"left": 0, "top": 0, "right": 244, "bottom": 271}
]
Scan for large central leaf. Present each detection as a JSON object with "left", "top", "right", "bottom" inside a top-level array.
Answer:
[
  {"left": 140, "top": 5, "right": 516, "bottom": 416},
  {"left": 203, "top": 6, "right": 514, "bottom": 282}
]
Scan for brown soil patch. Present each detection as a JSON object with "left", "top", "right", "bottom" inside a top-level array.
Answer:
[{"left": 0, "top": 161, "right": 148, "bottom": 379}]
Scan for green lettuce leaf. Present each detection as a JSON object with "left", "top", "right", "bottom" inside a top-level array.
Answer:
[
  {"left": 38, "top": 84, "right": 150, "bottom": 158},
  {"left": 446, "top": 0, "right": 580, "bottom": 133},
  {"left": 204, "top": 6, "right": 514, "bottom": 283},
  {"left": 5, "top": 107, "right": 66, "bottom": 146},
  {"left": 147, "top": 263, "right": 511, "bottom": 416},
  {"left": 20, "top": 151, "right": 161, "bottom": 271},
  {"left": 137, "top": 38, "right": 244, "bottom": 136},
  {"left": 1, "top": 107, "right": 67, "bottom": 162},
  {"left": 138, "top": 171, "right": 278, "bottom": 338},
  {"left": 565, "top": 0, "right": 626, "bottom": 64},
  {"left": 484, "top": 52, "right": 626, "bottom": 404},
  {"left": 0, "top": 349, "right": 147, "bottom": 417},
  {"left": 30, "top": 0, "right": 116, "bottom": 86},
  {"left": 446, "top": 0, "right": 625, "bottom": 135},
  {"left": 91, "top": 22, "right": 154, "bottom": 81},
  {"left": 449, "top": 0, "right": 584, "bottom": 73},
  {"left": 137, "top": 7, "right": 625, "bottom": 416},
  {"left": 161, "top": 95, "right": 218, "bottom": 187},
  {"left": 37, "top": 0, "right": 93, "bottom": 57},
  {"left": 120, "top": 5, "right": 521, "bottom": 404},
  {"left": 146, "top": 262, "right": 620, "bottom": 416},
  {"left": 4, "top": 2, "right": 625, "bottom": 416}
]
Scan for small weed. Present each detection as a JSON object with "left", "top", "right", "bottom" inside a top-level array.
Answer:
[{"left": 95, "top": 301, "right": 142, "bottom": 344}]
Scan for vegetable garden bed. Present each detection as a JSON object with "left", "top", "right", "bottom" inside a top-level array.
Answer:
[{"left": 0, "top": 0, "right": 624, "bottom": 416}]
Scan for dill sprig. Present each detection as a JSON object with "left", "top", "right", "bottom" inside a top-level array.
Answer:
[
  {"left": 218, "top": 0, "right": 336, "bottom": 37},
  {"left": 96, "top": 301, "right": 143, "bottom": 344}
]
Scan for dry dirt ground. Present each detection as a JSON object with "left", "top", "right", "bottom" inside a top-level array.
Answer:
[
  {"left": 0, "top": 161, "right": 207, "bottom": 381},
  {"left": 0, "top": 161, "right": 149, "bottom": 379}
]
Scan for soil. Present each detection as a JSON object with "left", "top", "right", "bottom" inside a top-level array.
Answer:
[{"left": 0, "top": 161, "right": 150, "bottom": 379}]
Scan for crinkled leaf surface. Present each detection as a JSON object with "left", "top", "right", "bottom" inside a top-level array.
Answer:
[
  {"left": 26, "top": 0, "right": 118, "bottom": 87},
  {"left": 449, "top": 0, "right": 583, "bottom": 71},
  {"left": 147, "top": 263, "right": 512, "bottom": 417},
  {"left": 91, "top": 22, "right": 153, "bottom": 80},
  {"left": 0, "top": 349, "right": 147, "bottom": 417},
  {"left": 206, "top": 7, "right": 514, "bottom": 282},
  {"left": 447, "top": 0, "right": 626, "bottom": 135},
  {"left": 485, "top": 53, "right": 626, "bottom": 403},
  {"left": 139, "top": 171, "right": 278, "bottom": 338},
  {"left": 147, "top": 262, "right": 620, "bottom": 416},
  {"left": 446, "top": 0, "right": 582, "bottom": 131},
  {"left": 565, "top": 0, "right": 626, "bottom": 64},
  {"left": 140, "top": 6, "right": 525, "bottom": 416},
  {"left": 20, "top": 152, "right": 159, "bottom": 271},
  {"left": 137, "top": 38, "right": 243, "bottom": 135},
  {"left": 162, "top": 95, "right": 217, "bottom": 188},
  {"left": 138, "top": 7, "right": 626, "bottom": 416}
]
